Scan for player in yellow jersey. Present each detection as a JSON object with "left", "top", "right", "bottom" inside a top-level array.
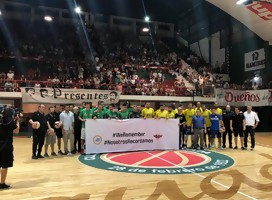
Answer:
[
  {"left": 214, "top": 102, "right": 223, "bottom": 116},
  {"left": 201, "top": 105, "right": 212, "bottom": 148},
  {"left": 194, "top": 102, "right": 203, "bottom": 113},
  {"left": 141, "top": 102, "right": 155, "bottom": 118},
  {"left": 171, "top": 103, "right": 178, "bottom": 114},
  {"left": 166, "top": 105, "right": 176, "bottom": 119},
  {"left": 155, "top": 104, "right": 168, "bottom": 119},
  {"left": 183, "top": 103, "right": 196, "bottom": 148}
]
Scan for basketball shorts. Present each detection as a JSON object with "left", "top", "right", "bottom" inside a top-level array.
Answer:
[
  {"left": 185, "top": 126, "right": 193, "bottom": 135},
  {"left": 233, "top": 128, "right": 244, "bottom": 137},
  {"left": 211, "top": 130, "right": 221, "bottom": 139},
  {"left": 81, "top": 128, "right": 86, "bottom": 140},
  {"left": 0, "top": 142, "right": 13, "bottom": 168},
  {"left": 45, "top": 132, "right": 56, "bottom": 145}
]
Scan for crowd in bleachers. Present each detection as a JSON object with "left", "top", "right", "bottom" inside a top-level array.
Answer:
[{"left": 1, "top": 19, "right": 270, "bottom": 95}]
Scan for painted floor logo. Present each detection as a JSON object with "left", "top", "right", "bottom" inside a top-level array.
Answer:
[{"left": 78, "top": 150, "right": 235, "bottom": 174}]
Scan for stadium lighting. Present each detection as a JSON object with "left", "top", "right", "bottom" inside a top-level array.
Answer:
[
  {"left": 75, "top": 6, "right": 82, "bottom": 14},
  {"left": 142, "top": 27, "right": 149, "bottom": 32},
  {"left": 44, "top": 16, "right": 53, "bottom": 22},
  {"left": 236, "top": 0, "right": 253, "bottom": 5},
  {"left": 144, "top": 16, "right": 150, "bottom": 22},
  {"left": 0, "top": 10, "right": 2, "bottom": 15},
  {"left": 254, "top": 76, "right": 259, "bottom": 81},
  {"left": 236, "top": 0, "right": 246, "bottom": 4}
]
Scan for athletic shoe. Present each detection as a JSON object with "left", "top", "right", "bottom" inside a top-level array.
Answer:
[
  {"left": 51, "top": 152, "right": 57, "bottom": 156},
  {"left": 242, "top": 147, "right": 247, "bottom": 150},
  {"left": 44, "top": 153, "right": 49, "bottom": 158},
  {"left": 233, "top": 146, "right": 238, "bottom": 150},
  {"left": 37, "top": 155, "right": 44, "bottom": 159},
  {"left": 200, "top": 147, "right": 204, "bottom": 150},
  {"left": 71, "top": 150, "right": 77, "bottom": 154},
  {"left": 80, "top": 149, "right": 84, "bottom": 155},
  {"left": 211, "top": 144, "right": 215, "bottom": 148},
  {"left": 229, "top": 146, "right": 233, "bottom": 149},
  {"left": 0, "top": 183, "right": 11, "bottom": 190},
  {"left": 220, "top": 147, "right": 224, "bottom": 150},
  {"left": 222, "top": 145, "right": 226, "bottom": 148},
  {"left": 58, "top": 150, "right": 65, "bottom": 155},
  {"left": 64, "top": 151, "right": 69, "bottom": 155},
  {"left": 32, "top": 155, "right": 38, "bottom": 159},
  {"left": 250, "top": 148, "right": 254, "bottom": 151}
]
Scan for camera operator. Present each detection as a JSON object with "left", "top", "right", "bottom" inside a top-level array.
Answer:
[
  {"left": 0, "top": 107, "right": 20, "bottom": 190},
  {"left": 29, "top": 104, "right": 47, "bottom": 159}
]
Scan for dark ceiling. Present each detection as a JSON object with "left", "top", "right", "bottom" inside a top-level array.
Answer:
[
  {"left": 10, "top": 0, "right": 233, "bottom": 43},
  {"left": 11, "top": 0, "right": 205, "bottom": 23}
]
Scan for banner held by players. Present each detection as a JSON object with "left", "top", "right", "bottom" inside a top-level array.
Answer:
[
  {"left": 20, "top": 87, "right": 121, "bottom": 104},
  {"left": 85, "top": 119, "right": 179, "bottom": 154}
]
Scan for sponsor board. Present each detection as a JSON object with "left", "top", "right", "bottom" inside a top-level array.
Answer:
[
  {"left": 247, "top": 2, "right": 272, "bottom": 21},
  {"left": 244, "top": 48, "right": 266, "bottom": 72},
  {"left": 79, "top": 150, "right": 235, "bottom": 174},
  {"left": 20, "top": 87, "right": 121, "bottom": 104},
  {"left": 216, "top": 89, "right": 272, "bottom": 106}
]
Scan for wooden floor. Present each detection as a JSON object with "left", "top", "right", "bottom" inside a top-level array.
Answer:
[{"left": 1, "top": 133, "right": 272, "bottom": 200}]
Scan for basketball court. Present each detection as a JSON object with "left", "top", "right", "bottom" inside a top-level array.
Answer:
[{"left": 1, "top": 133, "right": 272, "bottom": 200}]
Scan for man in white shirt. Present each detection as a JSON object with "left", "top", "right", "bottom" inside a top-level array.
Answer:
[
  {"left": 60, "top": 105, "right": 74, "bottom": 154},
  {"left": 243, "top": 105, "right": 260, "bottom": 151},
  {"left": 6, "top": 70, "right": 14, "bottom": 80}
]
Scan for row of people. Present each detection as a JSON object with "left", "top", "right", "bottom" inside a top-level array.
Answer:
[{"left": 29, "top": 101, "right": 259, "bottom": 159}]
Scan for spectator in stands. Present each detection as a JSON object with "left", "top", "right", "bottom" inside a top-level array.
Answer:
[
  {"left": 4, "top": 81, "right": 13, "bottom": 92},
  {"left": 6, "top": 70, "right": 14, "bottom": 81}
]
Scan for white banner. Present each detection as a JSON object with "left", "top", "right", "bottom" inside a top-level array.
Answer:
[
  {"left": 20, "top": 87, "right": 121, "bottom": 104},
  {"left": 216, "top": 88, "right": 272, "bottom": 106},
  {"left": 244, "top": 48, "right": 266, "bottom": 72},
  {"left": 206, "top": 0, "right": 272, "bottom": 42},
  {"left": 85, "top": 119, "right": 179, "bottom": 154}
]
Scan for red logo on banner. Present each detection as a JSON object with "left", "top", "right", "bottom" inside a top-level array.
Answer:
[
  {"left": 153, "top": 135, "right": 163, "bottom": 139},
  {"left": 247, "top": 2, "right": 272, "bottom": 20}
]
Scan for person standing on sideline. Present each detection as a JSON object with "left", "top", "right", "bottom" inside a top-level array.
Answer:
[
  {"left": 222, "top": 105, "right": 234, "bottom": 148},
  {"left": 201, "top": 105, "right": 212, "bottom": 148},
  {"left": 191, "top": 109, "right": 206, "bottom": 150},
  {"left": 60, "top": 105, "right": 74, "bottom": 155},
  {"left": 210, "top": 107, "right": 224, "bottom": 149},
  {"left": 29, "top": 104, "right": 47, "bottom": 159},
  {"left": 243, "top": 105, "right": 260, "bottom": 151},
  {"left": 214, "top": 102, "right": 223, "bottom": 116},
  {"left": 175, "top": 106, "right": 186, "bottom": 149},
  {"left": 130, "top": 105, "right": 141, "bottom": 118},
  {"left": 230, "top": 107, "right": 246, "bottom": 150},
  {"left": 79, "top": 102, "right": 94, "bottom": 154},
  {"left": 0, "top": 107, "right": 20, "bottom": 189},
  {"left": 194, "top": 102, "right": 203, "bottom": 113},
  {"left": 73, "top": 106, "right": 82, "bottom": 154},
  {"left": 141, "top": 102, "right": 155, "bottom": 118},
  {"left": 105, "top": 104, "right": 118, "bottom": 119},
  {"left": 183, "top": 103, "right": 196, "bottom": 148},
  {"left": 44, "top": 107, "right": 57, "bottom": 157},
  {"left": 54, "top": 105, "right": 64, "bottom": 155}
]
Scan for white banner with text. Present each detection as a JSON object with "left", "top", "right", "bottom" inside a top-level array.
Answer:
[
  {"left": 216, "top": 89, "right": 272, "bottom": 106},
  {"left": 20, "top": 87, "right": 121, "bottom": 104},
  {"left": 85, "top": 119, "right": 179, "bottom": 154}
]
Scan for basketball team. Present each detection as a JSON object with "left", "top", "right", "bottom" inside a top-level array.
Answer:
[{"left": 30, "top": 101, "right": 260, "bottom": 159}]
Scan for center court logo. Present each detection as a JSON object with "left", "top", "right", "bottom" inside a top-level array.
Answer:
[{"left": 78, "top": 150, "right": 234, "bottom": 174}]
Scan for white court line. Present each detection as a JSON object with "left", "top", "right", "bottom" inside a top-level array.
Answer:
[{"left": 146, "top": 151, "right": 257, "bottom": 200}]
